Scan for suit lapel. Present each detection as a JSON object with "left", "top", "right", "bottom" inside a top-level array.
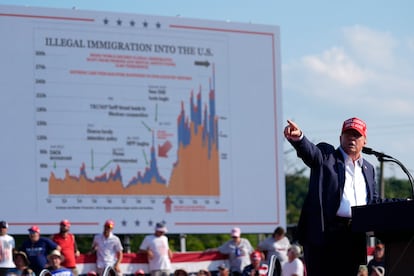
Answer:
[
  {"left": 335, "top": 149, "right": 346, "bottom": 191},
  {"left": 362, "top": 160, "right": 373, "bottom": 200}
]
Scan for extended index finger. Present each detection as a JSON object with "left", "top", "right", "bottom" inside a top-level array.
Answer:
[{"left": 286, "top": 119, "right": 298, "bottom": 130}]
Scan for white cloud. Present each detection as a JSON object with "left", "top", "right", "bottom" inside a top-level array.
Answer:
[
  {"left": 283, "top": 25, "right": 414, "bottom": 116},
  {"left": 302, "top": 47, "right": 372, "bottom": 86},
  {"left": 342, "top": 25, "right": 398, "bottom": 70},
  {"left": 282, "top": 25, "right": 414, "bottom": 178}
]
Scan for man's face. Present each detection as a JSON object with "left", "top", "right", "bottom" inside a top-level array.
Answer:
[
  {"left": 103, "top": 225, "right": 112, "bottom": 236},
  {"left": 29, "top": 231, "right": 40, "bottom": 242},
  {"left": 251, "top": 258, "right": 261, "bottom": 267},
  {"left": 14, "top": 255, "right": 26, "bottom": 267},
  {"left": 340, "top": 129, "right": 366, "bottom": 158},
  {"left": 0, "top": 227, "right": 7, "bottom": 236},
  {"left": 274, "top": 233, "right": 283, "bottom": 241},
  {"left": 49, "top": 255, "right": 61, "bottom": 268},
  {"left": 60, "top": 224, "right": 69, "bottom": 233},
  {"left": 374, "top": 246, "right": 384, "bottom": 259},
  {"left": 155, "top": 230, "right": 164, "bottom": 237}
]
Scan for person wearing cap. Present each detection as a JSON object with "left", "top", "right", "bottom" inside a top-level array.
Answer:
[
  {"left": 7, "top": 251, "right": 36, "bottom": 276},
  {"left": 138, "top": 222, "right": 172, "bottom": 276},
  {"left": 212, "top": 227, "right": 253, "bottom": 276},
  {"left": 51, "top": 220, "right": 80, "bottom": 276},
  {"left": 241, "top": 251, "right": 268, "bottom": 276},
  {"left": 367, "top": 243, "right": 385, "bottom": 275},
  {"left": 281, "top": 245, "right": 304, "bottom": 276},
  {"left": 91, "top": 220, "right": 123, "bottom": 276},
  {"left": 284, "top": 118, "right": 379, "bottom": 276},
  {"left": 0, "top": 221, "right": 15, "bottom": 276},
  {"left": 19, "top": 225, "right": 59, "bottom": 276},
  {"left": 46, "top": 249, "right": 73, "bottom": 276},
  {"left": 7, "top": 251, "right": 35, "bottom": 276}
]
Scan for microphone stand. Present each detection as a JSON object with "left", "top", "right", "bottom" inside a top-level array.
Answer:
[{"left": 372, "top": 153, "right": 414, "bottom": 199}]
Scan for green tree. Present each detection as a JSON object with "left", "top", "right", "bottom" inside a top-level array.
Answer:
[
  {"left": 285, "top": 170, "right": 309, "bottom": 225},
  {"left": 384, "top": 177, "right": 412, "bottom": 199}
]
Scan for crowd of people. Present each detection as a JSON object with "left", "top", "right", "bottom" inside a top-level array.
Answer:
[
  {"left": 1, "top": 219, "right": 122, "bottom": 276},
  {"left": 0, "top": 219, "right": 171, "bottom": 276},
  {"left": 0, "top": 217, "right": 385, "bottom": 276}
]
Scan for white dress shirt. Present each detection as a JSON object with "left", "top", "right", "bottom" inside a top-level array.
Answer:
[{"left": 336, "top": 147, "right": 368, "bottom": 218}]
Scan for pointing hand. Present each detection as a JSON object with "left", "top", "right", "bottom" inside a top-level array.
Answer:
[{"left": 284, "top": 119, "right": 302, "bottom": 141}]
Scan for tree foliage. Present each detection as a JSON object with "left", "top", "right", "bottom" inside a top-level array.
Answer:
[
  {"left": 384, "top": 177, "right": 412, "bottom": 199},
  {"left": 285, "top": 172, "right": 309, "bottom": 224}
]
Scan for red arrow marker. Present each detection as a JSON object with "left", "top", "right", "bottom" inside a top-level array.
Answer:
[{"left": 158, "top": 140, "right": 172, "bottom": 157}]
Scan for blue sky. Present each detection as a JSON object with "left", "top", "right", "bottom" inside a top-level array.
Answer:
[{"left": 2, "top": 0, "right": 414, "bottom": 183}]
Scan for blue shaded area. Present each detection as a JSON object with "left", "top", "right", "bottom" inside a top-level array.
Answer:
[
  {"left": 177, "top": 65, "right": 219, "bottom": 161},
  {"left": 128, "top": 134, "right": 167, "bottom": 186}
]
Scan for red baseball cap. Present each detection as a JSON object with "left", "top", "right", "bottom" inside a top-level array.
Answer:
[
  {"left": 250, "top": 251, "right": 262, "bottom": 261},
  {"left": 60, "top": 219, "right": 71, "bottom": 227},
  {"left": 28, "top": 225, "right": 40, "bottom": 233},
  {"left": 342, "top": 117, "right": 367, "bottom": 137},
  {"left": 104, "top": 220, "right": 114, "bottom": 228}
]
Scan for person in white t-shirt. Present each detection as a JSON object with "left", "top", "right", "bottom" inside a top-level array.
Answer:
[
  {"left": 257, "top": 227, "right": 290, "bottom": 267},
  {"left": 282, "top": 245, "right": 304, "bottom": 276},
  {"left": 91, "top": 220, "right": 123, "bottom": 276},
  {"left": 139, "top": 222, "right": 172, "bottom": 276},
  {"left": 0, "top": 221, "right": 15, "bottom": 276}
]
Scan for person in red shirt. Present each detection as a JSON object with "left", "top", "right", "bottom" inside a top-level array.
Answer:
[{"left": 51, "top": 220, "right": 80, "bottom": 276}]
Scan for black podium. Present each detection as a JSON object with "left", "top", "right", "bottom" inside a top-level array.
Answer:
[{"left": 352, "top": 200, "right": 414, "bottom": 275}]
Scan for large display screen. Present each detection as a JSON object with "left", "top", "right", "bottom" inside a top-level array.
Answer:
[{"left": 0, "top": 5, "right": 284, "bottom": 234}]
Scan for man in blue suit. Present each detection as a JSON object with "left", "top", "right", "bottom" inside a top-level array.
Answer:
[{"left": 284, "top": 117, "right": 379, "bottom": 276}]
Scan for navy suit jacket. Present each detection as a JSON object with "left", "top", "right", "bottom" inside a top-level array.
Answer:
[{"left": 290, "top": 136, "right": 379, "bottom": 246}]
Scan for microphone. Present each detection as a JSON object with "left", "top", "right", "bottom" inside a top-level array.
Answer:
[
  {"left": 361, "top": 147, "right": 374, "bottom": 154},
  {"left": 363, "top": 147, "right": 414, "bottom": 199},
  {"left": 362, "top": 147, "right": 392, "bottom": 159}
]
